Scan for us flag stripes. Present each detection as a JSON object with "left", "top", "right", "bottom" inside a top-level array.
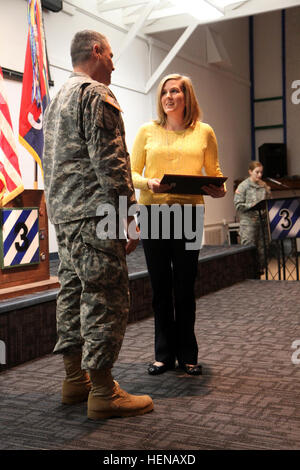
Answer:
[{"left": 0, "top": 67, "right": 24, "bottom": 206}]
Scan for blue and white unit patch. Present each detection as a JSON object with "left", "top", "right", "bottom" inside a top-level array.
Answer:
[
  {"left": 267, "top": 198, "right": 300, "bottom": 240},
  {"left": 1, "top": 208, "right": 39, "bottom": 268}
]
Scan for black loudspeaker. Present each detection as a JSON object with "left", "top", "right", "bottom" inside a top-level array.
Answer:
[
  {"left": 258, "top": 143, "right": 287, "bottom": 178},
  {"left": 41, "top": 0, "right": 63, "bottom": 12}
]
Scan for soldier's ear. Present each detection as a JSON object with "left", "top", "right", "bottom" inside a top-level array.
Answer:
[{"left": 93, "top": 43, "right": 102, "bottom": 58}]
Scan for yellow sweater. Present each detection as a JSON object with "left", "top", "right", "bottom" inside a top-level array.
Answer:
[{"left": 130, "top": 120, "right": 224, "bottom": 205}]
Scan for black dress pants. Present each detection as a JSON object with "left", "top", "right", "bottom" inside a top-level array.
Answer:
[{"left": 141, "top": 206, "right": 200, "bottom": 366}]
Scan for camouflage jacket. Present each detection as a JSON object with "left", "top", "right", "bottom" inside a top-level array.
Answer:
[
  {"left": 234, "top": 177, "right": 270, "bottom": 224},
  {"left": 43, "top": 72, "right": 136, "bottom": 224}
]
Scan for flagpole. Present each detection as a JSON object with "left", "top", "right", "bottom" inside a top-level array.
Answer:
[{"left": 34, "top": 162, "right": 38, "bottom": 189}]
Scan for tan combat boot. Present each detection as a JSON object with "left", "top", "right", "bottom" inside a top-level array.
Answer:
[
  {"left": 87, "top": 369, "right": 154, "bottom": 419},
  {"left": 62, "top": 353, "right": 91, "bottom": 405}
]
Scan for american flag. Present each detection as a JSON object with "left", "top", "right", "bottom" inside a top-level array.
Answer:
[
  {"left": 19, "top": 0, "right": 50, "bottom": 181},
  {"left": 0, "top": 67, "right": 24, "bottom": 206}
]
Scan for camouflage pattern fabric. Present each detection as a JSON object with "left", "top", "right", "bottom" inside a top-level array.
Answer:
[
  {"left": 234, "top": 177, "right": 271, "bottom": 270},
  {"left": 42, "top": 72, "right": 136, "bottom": 369},
  {"left": 43, "top": 72, "right": 136, "bottom": 224},
  {"left": 53, "top": 217, "right": 129, "bottom": 370},
  {"left": 238, "top": 218, "right": 268, "bottom": 270}
]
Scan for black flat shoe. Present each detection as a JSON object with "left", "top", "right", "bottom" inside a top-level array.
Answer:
[
  {"left": 147, "top": 362, "right": 174, "bottom": 375},
  {"left": 179, "top": 363, "right": 202, "bottom": 376}
]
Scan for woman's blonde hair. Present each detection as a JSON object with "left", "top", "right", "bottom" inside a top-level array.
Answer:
[{"left": 155, "top": 73, "right": 202, "bottom": 128}]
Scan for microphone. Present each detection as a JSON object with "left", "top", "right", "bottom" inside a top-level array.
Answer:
[{"left": 265, "top": 177, "right": 290, "bottom": 188}]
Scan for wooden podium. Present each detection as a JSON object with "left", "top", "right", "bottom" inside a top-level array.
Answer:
[{"left": 0, "top": 189, "right": 59, "bottom": 300}]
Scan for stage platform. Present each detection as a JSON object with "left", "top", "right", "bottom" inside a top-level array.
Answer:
[{"left": 0, "top": 243, "right": 258, "bottom": 372}]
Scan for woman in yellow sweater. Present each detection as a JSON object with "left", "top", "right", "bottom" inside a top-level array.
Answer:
[{"left": 131, "top": 73, "right": 226, "bottom": 376}]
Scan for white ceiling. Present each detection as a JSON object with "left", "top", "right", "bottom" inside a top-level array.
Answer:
[
  {"left": 67, "top": 0, "right": 300, "bottom": 90},
  {"left": 93, "top": 0, "right": 300, "bottom": 34}
]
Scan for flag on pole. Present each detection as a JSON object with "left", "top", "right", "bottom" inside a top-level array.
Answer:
[
  {"left": 0, "top": 67, "right": 24, "bottom": 207},
  {"left": 19, "top": 0, "right": 50, "bottom": 181}
]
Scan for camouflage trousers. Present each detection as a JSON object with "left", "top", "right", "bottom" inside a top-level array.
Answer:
[
  {"left": 239, "top": 218, "right": 269, "bottom": 271},
  {"left": 53, "top": 217, "right": 129, "bottom": 370}
]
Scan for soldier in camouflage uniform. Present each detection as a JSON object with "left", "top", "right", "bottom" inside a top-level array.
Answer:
[
  {"left": 234, "top": 161, "right": 271, "bottom": 273},
  {"left": 43, "top": 30, "right": 153, "bottom": 419}
]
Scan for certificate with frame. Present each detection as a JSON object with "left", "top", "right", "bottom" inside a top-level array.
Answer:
[{"left": 160, "top": 174, "right": 227, "bottom": 195}]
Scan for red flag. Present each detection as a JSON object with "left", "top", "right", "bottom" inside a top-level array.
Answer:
[
  {"left": 0, "top": 67, "right": 24, "bottom": 206},
  {"left": 19, "top": 0, "right": 50, "bottom": 180}
]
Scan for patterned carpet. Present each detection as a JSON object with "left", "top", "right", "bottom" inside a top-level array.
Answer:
[{"left": 1, "top": 279, "right": 300, "bottom": 451}]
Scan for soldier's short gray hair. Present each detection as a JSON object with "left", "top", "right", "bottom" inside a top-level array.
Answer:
[{"left": 70, "top": 30, "right": 107, "bottom": 66}]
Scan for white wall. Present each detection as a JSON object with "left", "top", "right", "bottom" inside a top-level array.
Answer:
[
  {"left": 1, "top": 0, "right": 256, "bottom": 251},
  {"left": 286, "top": 6, "right": 300, "bottom": 176},
  {"left": 253, "top": 10, "right": 284, "bottom": 159},
  {"left": 252, "top": 7, "right": 300, "bottom": 176}
]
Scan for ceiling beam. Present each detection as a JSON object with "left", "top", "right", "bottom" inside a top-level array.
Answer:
[
  {"left": 122, "top": 0, "right": 170, "bottom": 19},
  {"left": 114, "top": 0, "right": 159, "bottom": 63},
  {"left": 228, "top": 1, "right": 251, "bottom": 11},
  {"left": 145, "top": 19, "right": 198, "bottom": 93},
  {"left": 97, "top": 0, "right": 148, "bottom": 13},
  {"left": 203, "top": 0, "right": 225, "bottom": 14},
  {"left": 122, "top": 6, "right": 183, "bottom": 24},
  {"left": 206, "top": 26, "right": 231, "bottom": 66},
  {"left": 143, "top": 13, "right": 194, "bottom": 33}
]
